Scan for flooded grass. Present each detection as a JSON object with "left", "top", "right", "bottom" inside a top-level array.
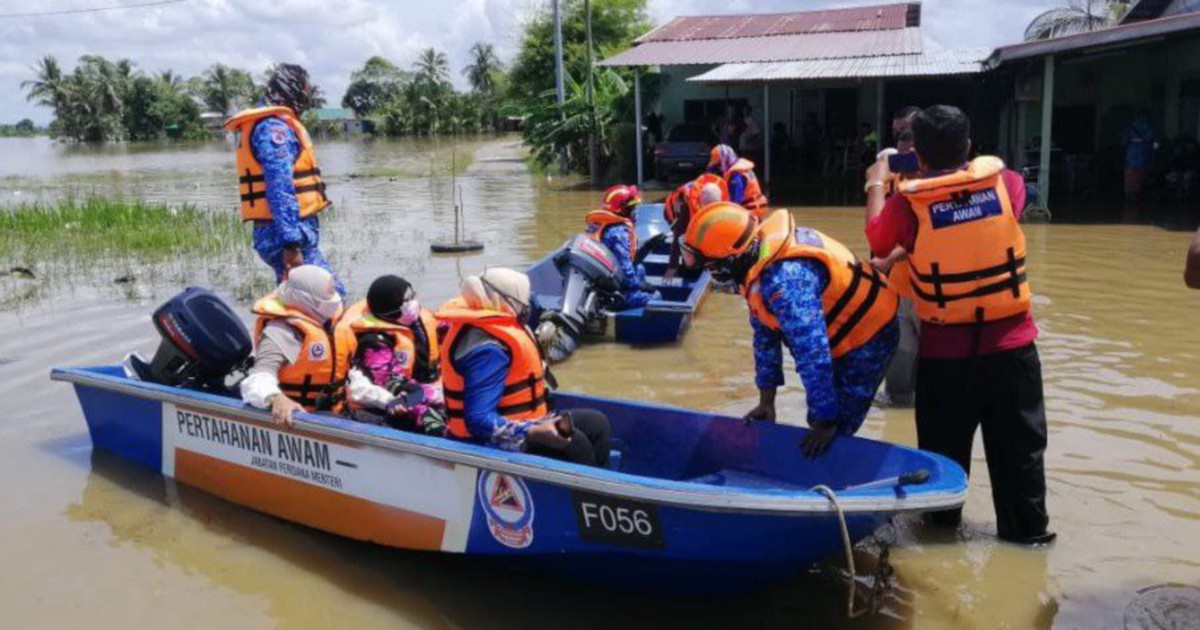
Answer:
[
  {"left": 0, "top": 197, "right": 248, "bottom": 262},
  {"left": 347, "top": 144, "right": 475, "bottom": 180}
]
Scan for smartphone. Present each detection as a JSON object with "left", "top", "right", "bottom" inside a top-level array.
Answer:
[{"left": 888, "top": 151, "right": 920, "bottom": 174}]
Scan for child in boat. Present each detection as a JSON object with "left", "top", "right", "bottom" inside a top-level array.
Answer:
[{"left": 339, "top": 275, "right": 447, "bottom": 435}]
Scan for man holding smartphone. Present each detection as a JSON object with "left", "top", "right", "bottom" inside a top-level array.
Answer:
[{"left": 863, "top": 105, "right": 1053, "bottom": 546}]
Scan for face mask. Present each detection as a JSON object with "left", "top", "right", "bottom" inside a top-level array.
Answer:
[
  {"left": 313, "top": 298, "right": 342, "bottom": 323},
  {"left": 397, "top": 300, "right": 421, "bottom": 326}
]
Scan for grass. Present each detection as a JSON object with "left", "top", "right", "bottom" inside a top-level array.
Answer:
[{"left": 0, "top": 197, "right": 249, "bottom": 261}]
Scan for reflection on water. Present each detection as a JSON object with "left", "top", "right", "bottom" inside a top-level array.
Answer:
[{"left": 1, "top": 136, "right": 1199, "bottom": 629}]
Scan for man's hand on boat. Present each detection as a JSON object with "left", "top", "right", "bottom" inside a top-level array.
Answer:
[
  {"left": 801, "top": 422, "right": 838, "bottom": 458},
  {"left": 743, "top": 388, "right": 777, "bottom": 425},
  {"left": 268, "top": 393, "right": 304, "bottom": 428},
  {"left": 525, "top": 414, "right": 572, "bottom": 449}
]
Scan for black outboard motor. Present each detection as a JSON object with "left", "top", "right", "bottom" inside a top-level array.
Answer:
[
  {"left": 126, "top": 287, "right": 253, "bottom": 391},
  {"left": 535, "top": 235, "right": 625, "bottom": 363}
]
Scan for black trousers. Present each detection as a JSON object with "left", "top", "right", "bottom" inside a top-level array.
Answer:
[
  {"left": 916, "top": 343, "right": 1050, "bottom": 540},
  {"left": 525, "top": 408, "right": 612, "bottom": 468}
]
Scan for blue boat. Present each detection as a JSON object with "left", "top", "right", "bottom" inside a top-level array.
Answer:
[
  {"left": 53, "top": 365, "right": 967, "bottom": 594},
  {"left": 527, "top": 204, "right": 712, "bottom": 346}
]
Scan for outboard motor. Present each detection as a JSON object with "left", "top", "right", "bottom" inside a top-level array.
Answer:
[
  {"left": 125, "top": 287, "right": 253, "bottom": 391},
  {"left": 535, "top": 235, "right": 625, "bottom": 363}
]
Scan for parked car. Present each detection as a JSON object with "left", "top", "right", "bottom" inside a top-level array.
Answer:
[{"left": 654, "top": 123, "right": 714, "bottom": 183}]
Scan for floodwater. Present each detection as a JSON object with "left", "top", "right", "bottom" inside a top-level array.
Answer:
[{"left": 1, "top": 135, "right": 1199, "bottom": 629}]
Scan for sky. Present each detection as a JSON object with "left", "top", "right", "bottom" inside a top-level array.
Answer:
[{"left": 0, "top": 0, "right": 1058, "bottom": 124}]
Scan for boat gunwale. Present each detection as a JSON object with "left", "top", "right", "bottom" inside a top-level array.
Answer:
[{"left": 53, "top": 366, "right": 966, "bottom": 516}]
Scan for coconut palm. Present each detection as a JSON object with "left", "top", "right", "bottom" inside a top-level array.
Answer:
[
  {"left": 463, "top": 42, "right": 503, "bottom": 96},
  {"left": 414, "top": 48, "right": 450, "bottom": 86},
  {"left": 22, "top": 56, "right": 67, "bottom": 110},
  {"left": 201, "top": 63, "right": 256, "bottom": 115},
  {"left": 1024, "top": 0, "right": 1133, "bottom": 40}
]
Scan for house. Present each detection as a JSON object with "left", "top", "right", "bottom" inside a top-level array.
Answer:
[
  {"left": 602, "top": 0, "right": 1200, "bottom": 212},
  {"left": 308, "top": 108, "right": 366, "bottom": 135}
]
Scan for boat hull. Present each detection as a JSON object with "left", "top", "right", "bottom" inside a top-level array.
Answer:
[{"left": 57, "top": 366, "right": 966, "bottom": 593}]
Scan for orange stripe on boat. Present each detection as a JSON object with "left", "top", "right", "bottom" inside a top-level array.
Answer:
[{"left": 175, "top": 449, "right": 446, "bottom": 550}]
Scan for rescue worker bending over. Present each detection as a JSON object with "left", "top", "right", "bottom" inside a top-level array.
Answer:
[
  {"left": 336, "top": 275, "right": 446, "bottom": 434},
  {"left": 241, "top": 265, "right": 347, "bottom": 428},
  {"left": 865, "top": 105, "right": 1053, "bottom": 545},
  {"left": 584, "top": 184, "right": 659, "bottom": 309},
  {"left": 438, "top": 268, "right": 612, "bottom": 466},
  {"left": 664, "top": 174, "right": 729, "bottom": 276},
  {"left": 682, "top": 205, "right": 899, "bottom": 456},
  {"left": 225, "top": 64, "right": 344, "bottom": 295},
  {"left": 708, "top": 144, "right": 768, "bottom": 218}
]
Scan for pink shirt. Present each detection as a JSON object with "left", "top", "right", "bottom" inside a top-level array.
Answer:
[{"left": 866, "top": 168, "right": 1039, "bottom": 359}]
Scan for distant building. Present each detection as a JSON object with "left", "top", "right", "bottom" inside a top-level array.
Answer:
[
  {"left": 603, "top": 0, "right": 1200, "bottom": 213},
  {"left": 199, "top": 112, "right": 225, "bottom": 133},
  {"left": 309, "top": 108, "right": 365, "bottom": 135}
]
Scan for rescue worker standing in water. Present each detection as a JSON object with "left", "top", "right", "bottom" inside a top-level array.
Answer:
[
  {"left": 682, "top": 204, "right": 899, "bottom": 456},
  {"left": 225, "top": 64, "right": 343, "bottom": 295},
  {"left": 585, "top": 185, "right": 659, "bottom": 309},
  {"left": 865, "top": 105, "right": 1053, "bottom": 545},
  {"left": 708, "top": 144, "right": 768, "bottom": 218},
  {"left": 240, "top": 265, "right": 348, "bottom": 428},
  {"left": 438, "top": 268, "right": 612, "bottom": 466}
]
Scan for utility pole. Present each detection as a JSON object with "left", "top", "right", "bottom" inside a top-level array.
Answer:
[
  {"left": 553, "top": 0, "right": 567, "bottom": 171},
  {"left": 585, "top": 0, "right": 598, "bottom": 187}
]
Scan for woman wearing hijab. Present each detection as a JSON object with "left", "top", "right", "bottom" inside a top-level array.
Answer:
[
  {"left": 437, "top": 268, "right": 612, "bottom": 466},
  {"left": 240, "top": 265, "right": 348, "bottom": 427}
]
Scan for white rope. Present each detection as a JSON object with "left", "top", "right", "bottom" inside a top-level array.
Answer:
[{"left": 812, "top": 484, "right": 867, "bottom": 620}]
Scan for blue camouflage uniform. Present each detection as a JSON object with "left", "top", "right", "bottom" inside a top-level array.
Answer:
[
  {"left": 727, "top": 173, "right": 749, "bottom": 207},
  {"left": 596, "top": 224, "right": 658, "bottom": 309},
  {"left": 249, "top": 117, "right": 344, "bottom": 296},
  {"left": 750, "top": 257, "right": 899, "bottom": 434}
]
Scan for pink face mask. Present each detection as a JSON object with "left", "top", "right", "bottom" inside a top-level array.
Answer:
[{"left": 397, "top": 300, "right": 421, "bottom": 326}]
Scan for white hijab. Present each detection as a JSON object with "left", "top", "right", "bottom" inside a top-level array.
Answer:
[
  {"left": 461, "top": 267, "right": 530, "bottom": 315},
  {"left": 278, "top": 265, "right": 341, "bottom": 323}
]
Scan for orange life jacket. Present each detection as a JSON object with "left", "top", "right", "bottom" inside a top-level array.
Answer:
[
  {"left": 437, "top": 306, "right": 548, "bottom": 439},
  {"left": 899, "top": 157, "right": 1031, "bottom": 325},
  {"left": 585, "top": 210, "right": 638, "bottom": 260},
  {"left": 336, "top": 300, "right": 442, "bottom": 386},
  {"left": 724, "top": 158, "right": 769, "bottom": 218},
  {"left": 225, "top": 106, "right": 329, "bottom": 222},
  {"left": 252, "top": 296, "right": 349, "bottom": 413},
  {"left": 743, "top": 210, "right": 899, "bottom": 359}
]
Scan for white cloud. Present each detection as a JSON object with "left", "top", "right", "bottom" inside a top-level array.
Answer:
[{"left": 0, "top": 0, "right": 1056, "bottom": 124}]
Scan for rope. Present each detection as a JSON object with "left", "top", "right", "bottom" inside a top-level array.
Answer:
[{"left": 812, "top": 484, "right": 868, "bottom": 619}]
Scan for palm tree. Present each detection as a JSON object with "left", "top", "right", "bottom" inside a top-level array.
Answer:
[
  {"left": 21, "top": 56, "right": 66, "bottom": 109},
  {"left": 463, "top": 42, "right": 502, "bottom": 96},
  {"left": 201, "top": 63, "right": 256, "bottom": 115},
  {"left": 1024, "top": 0, "right": 1133, "bottom": 40},
  {"left": 414, "top": 48, "right": 450, "bottom": 86},
  {"left": 158, "top": 70, "right": 184, "bottom": 90}
]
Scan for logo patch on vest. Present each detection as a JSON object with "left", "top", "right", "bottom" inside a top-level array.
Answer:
[
  {"left": 309, "top": 342, "right": 327, "bottom": 360},
  {"left": 477, "top": 471, "right": 535, "bottom": 549},
  {"left": 929, "top": 188, "right": 1002, "bottom": 229}
]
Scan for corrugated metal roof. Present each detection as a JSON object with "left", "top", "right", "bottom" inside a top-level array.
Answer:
[
  {"left": 687, "top": 49, "right": 989, "bottom": 83},
  {"left": 1121, "top": 0, "right": 1176, "bottom": 24},
  {"left": 637, "top": 2, "right": 918, "bottom": 42},
  {"left": 988, "top": 10, "right": 1200, "bottom": 66},
  {"left": 600, "top": 27, "right": 922, "bottom": 67}
]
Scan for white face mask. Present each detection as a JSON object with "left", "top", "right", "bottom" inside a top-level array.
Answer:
[{"left": 397, "top": 300, "right": 421, "bottom": 326}]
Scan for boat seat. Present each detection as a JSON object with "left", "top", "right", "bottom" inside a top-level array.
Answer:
[{"left": 685, "top": 469, "right": 807, "bottom": 491}]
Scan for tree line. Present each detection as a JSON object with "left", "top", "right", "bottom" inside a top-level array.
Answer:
[{"left": 21, "top": 0, "right": 652, "bottom": 179}]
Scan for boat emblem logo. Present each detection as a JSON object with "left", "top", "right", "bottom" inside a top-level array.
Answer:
[
  {"left": 309, "top": 342, "right": 327, "bottom": 360},
  {"left": 477, "top": 471, "right": 534, "bottom": 549}
]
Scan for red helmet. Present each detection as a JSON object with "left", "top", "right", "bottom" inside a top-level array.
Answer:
[{"left": 601, "top": 185, "right": 642, "bottom": 215}]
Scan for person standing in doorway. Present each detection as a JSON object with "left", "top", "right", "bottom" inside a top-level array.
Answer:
[
  {"left": 1123, "top": 113, "right": 1156, "bottom": 203},
  {"left": 225, "top": 64, "right": 344, "bottom": 295},
  {"left": 865, "top": 105, "right": 1054, "bottom": 546}
]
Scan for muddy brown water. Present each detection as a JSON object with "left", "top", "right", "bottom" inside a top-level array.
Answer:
[{"left": 1, "top": 136, "right": 1198, "bottom": 629}]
